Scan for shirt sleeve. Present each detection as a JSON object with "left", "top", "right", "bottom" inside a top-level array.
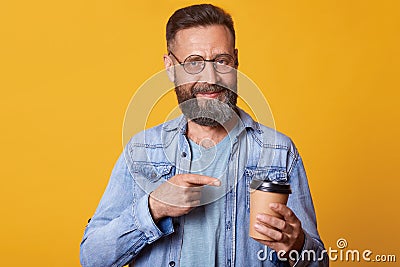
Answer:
[
  {"left": 80, "top": 151, "right": 174, "bottom": 267},
  {"left": 286, "top": 143, "right": 329, "bottom": 267}
]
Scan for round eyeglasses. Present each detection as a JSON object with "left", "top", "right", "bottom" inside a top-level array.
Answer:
[{"left": 168, "top": 51, "right": 237, "bottom": 74}]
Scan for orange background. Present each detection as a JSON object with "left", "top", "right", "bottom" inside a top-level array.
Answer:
[{"left": 1, "top": 0, "right": 399, "bottom": 266}]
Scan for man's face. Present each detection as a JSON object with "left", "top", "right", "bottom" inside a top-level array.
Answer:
[{"left": 164, "top": 25, "right": 238, "bottom": 127}]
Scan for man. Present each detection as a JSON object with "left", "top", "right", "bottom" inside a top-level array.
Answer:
[{"left": 80, "top": 4, "right": 328, "bottom": 267}]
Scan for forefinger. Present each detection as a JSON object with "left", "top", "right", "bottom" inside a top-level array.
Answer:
[
  {"left": 269, "top": 203, "right": 298, "bottom": 223},
  {"left": 183, "top": 174, "right": 221, "bottom": 187}
]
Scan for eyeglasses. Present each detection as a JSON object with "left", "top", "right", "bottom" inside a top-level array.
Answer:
[{"left": 168, "top": 51, "right": 237, "bottom": 74}]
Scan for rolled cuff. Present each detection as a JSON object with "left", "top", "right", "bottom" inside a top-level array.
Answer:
[
  {"left": 134, "top": 194, "right": 174, "bottom": 243},
  {"left": 292, "top": 231, "right": 328, "bottom": 267}
]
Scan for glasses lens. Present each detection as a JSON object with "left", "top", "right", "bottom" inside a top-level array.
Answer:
[
  {"left": 214, "top": 54, "right": 235, "bottom": 73},
  {"left": 184, "top": 55, "right": 205, "bottom": 74}
]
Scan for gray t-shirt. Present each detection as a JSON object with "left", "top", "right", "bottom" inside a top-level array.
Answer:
[{"left": 180, "top": 125, "right": 240, "bottom": 267}]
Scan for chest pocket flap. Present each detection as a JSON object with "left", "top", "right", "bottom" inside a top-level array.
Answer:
[
  {"left": 130, "top": 162, "right": 175, "bottom": 182},
  {"left": 244, "top": 167, "right": 288, "bottom": 182}
]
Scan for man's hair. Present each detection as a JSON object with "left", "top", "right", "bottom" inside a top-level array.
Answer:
[{"left": 166, "top": 4, "right": 235, "bottom": 50}]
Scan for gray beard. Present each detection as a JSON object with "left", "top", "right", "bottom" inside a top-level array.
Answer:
[{"left": 175, "top": 83, "right": 238, "bottom": 127}]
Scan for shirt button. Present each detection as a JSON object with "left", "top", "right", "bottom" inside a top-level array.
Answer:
[
  {"left": 181, "top": 152, "right": 187, "bottom": 157},
  {"left": 169, "top": 261, "right": 175, "bottom": 267}
]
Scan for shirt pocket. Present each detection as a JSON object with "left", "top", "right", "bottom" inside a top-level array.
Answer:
[
  {"left": 130, "top": 162, "right": 175, "bottom": 194},
  {"left": 131, "top": 162, "right": 175, "bottom": 181},
  {"left": 244, "top": 166, "right": 288, "bottom": 212}
]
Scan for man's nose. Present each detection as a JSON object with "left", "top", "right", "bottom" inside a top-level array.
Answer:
[{"left": 199, "top": 62, "right": 219, "bottom": 84}]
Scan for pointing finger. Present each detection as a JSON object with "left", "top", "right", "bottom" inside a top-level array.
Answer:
[{"left": 183, "top": 174, "right": 221, "bottom": 187}]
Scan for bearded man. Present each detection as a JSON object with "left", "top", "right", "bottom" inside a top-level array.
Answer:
[{"left": 80, "top": 4, "right": 328, "bottom": 267}]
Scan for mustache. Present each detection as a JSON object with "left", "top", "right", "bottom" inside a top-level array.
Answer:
[{"left": 192, "top": 83, "right": 227, "bottom": 96}]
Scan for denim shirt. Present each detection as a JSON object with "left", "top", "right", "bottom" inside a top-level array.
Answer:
[{"left": 80, "top": 109, "right": 329, "bottom": 267}]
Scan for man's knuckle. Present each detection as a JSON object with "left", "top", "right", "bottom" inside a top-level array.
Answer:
[
  {"left": 293, "top": 232, "right": 299, "bottom": 240},
  {"left": 273, "top": 231, "right": 283, "bottom": 241},
  {"left": 286, "top": 209, "right": 293, "bottom": 217}
]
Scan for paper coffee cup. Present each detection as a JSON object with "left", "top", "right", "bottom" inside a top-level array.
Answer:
[{"left": 249, "top": 179, "right": 292, "bottom": 241}]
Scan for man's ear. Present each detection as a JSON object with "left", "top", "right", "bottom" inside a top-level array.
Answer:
[
  {"left": 234, "top": 48, "right": 239, "bottom": 67},
  {"left": 163, "top": 54, "right": 175, "bottom": 83}
]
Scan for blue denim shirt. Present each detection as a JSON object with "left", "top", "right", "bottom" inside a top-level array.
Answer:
[{"left": 80, "top": 109, "right": 329, "bottom": 267}]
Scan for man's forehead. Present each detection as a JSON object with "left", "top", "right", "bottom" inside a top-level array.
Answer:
[{"left": 171, "top": 25, "right": 234, "bottom": 53}]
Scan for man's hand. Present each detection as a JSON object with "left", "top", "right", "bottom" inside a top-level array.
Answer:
[
  {"left": 253, "top": 203, "right": 305, "bottom": 264},
  {"left": 148, "top": 174, "right": 221, "bottom": 222}
]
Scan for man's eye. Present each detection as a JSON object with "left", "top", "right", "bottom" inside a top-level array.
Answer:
[
  {"left": 216, "top": 59, "right": 228, "bottom": 65},
  {"left": 187, "top": 61, "right": 202, "bottom": 67},
  {"left": 215, "top": 57, "right": 230, "bottom": 65}
]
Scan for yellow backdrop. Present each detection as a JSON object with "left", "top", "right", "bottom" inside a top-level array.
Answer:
[{"left": 1, "top": 0, "right": 399, "bottom": 266}]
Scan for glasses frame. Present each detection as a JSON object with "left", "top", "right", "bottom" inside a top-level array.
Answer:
[{"left": 168, "top": 51, "right": 237, "bottom": 75}]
